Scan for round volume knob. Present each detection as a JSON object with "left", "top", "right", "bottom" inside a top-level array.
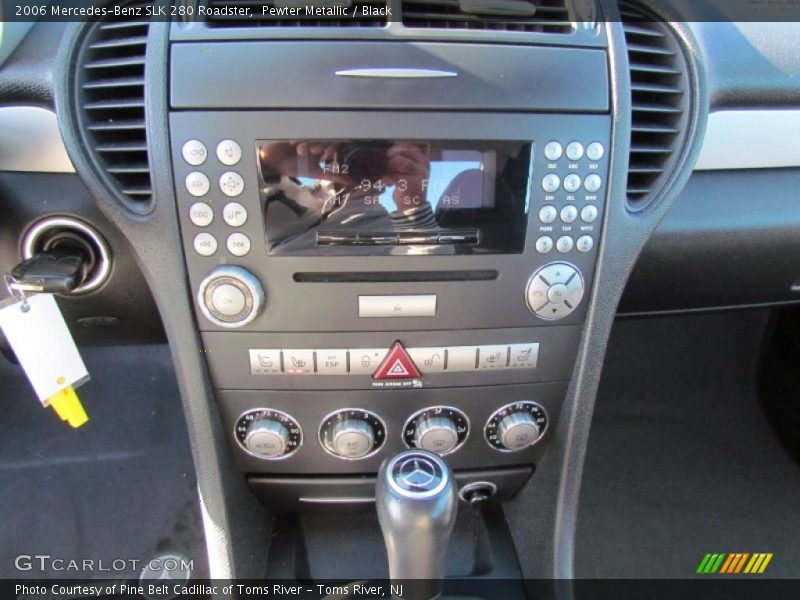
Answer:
[
  {"left": 234, "top": 408, "right": 302, "bottom": 460},
  {"left": 485, "top": 401, "right": 548, "bottom": 452},
  {"left": 320, "top": 409, "right": 386, "bottom": 460},
  {"left": 404, "top": 406, "right": 469, "bottom": 456},
  {"left": 197, "top": 265, "right": 264, "bottom": 328}
]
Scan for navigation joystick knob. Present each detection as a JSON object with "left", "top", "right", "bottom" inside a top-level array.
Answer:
[
  {"left": 376, "top": 450, "right": 458, "bottom": 600},
  {"left": 197, "top": 265, "right": 265, "bottom": 328}
]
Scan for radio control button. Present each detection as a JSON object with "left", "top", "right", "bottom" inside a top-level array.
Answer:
[
  {"left": 477, "top": 345, "right": 509, "bottom": 370},
  {"left": 581, "top": 205, "right": 599, "bottom": 223},
  {"left": 544, "top": 141, "right": 563, "bottom": 161},
  {"left": 189, "top": 202, "right": 213, "bottom": 227},
  {"left": 219, "top": 171, "right": 245, "bottom": 197},
  {"left": 538, "top": 205, "right": 557, "bottom": 224},
  {"left": 185, "top": 171, "right": 210, "bottom": 197},
  {"left": 584, "top": 174, "right": 602, "bottom": 193},
  {"left": 563, "top": 174, "right": 582, "bottom": 193},
  {"left": 508, "top": 343, "right": 539, "bottom": 369},
  {"left": 566, "top": 141, "right": 585, "bottom": 161},
  {"left": 407, "top": 347, "right": 446, "bottom": 373},
  {"left": 210, "top": 284, "right": 246, "bottom": 317},
  {"left": 547, "top": 283, "right": 570, "bottom": 304},
  {"left": 542, "top": 174, "right": 561, "bottom": 193},
  {"left": 216, "top": 139, "right": 242, "bottom": 166},
  {"left": 349, "top": 348, "right": 390, "bottom": 375},
  {"left": 556, "top": 236, "right": 574, "bottom": 253},
  {"left": 526, "top": 262, "right": 585, "bottom": 321},
  {"left": 560, "top": 205, "right": 578, "bottom": 224},
  {"left": 576, "top": 235, "right": 594, "bottom": 253},
  {"left": 193, "top": 232, "right": 217, "bottom": 256},
  {"left": 223, "top": 202, "right": 248, "bottom": 227},
  {"left": 226, "top": 232, "right": 251, "bottom": 257},
  {"left": 249, "top": 349, "right": 282, "bottom": 375},
  {"left": 587, "top": 142, "right": 605, "bottom": 161},
  {"left": 282, "top": 349, "right": 315, "bottom": 375},
  {"left": 446, "top": 346, "right": 478, "bottom": 371},
  {"left": 316, "top": 349, "right": 349, "bottom": 375},
  {"left": 535, "top": 236, "right": 553, "bottom": 254},
  {"left": 182, "top": 140, "right": 208, "bottom": 166}
]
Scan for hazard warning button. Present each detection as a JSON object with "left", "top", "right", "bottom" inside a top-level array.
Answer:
[{"left": 373, "top": 341, "right": 422, "bottom": 380}]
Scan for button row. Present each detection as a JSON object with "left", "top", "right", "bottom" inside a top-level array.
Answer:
[
  {"left": 194, "top": 232, "right": 252, "bottom": 257},
  {"left": 189, "top": 202, "right": 248, "bottom": 228},
  {"left": 535, "top": 235, "right": 593, "bottom": 254},
  {"left": 182, "top": 139, "right": 242, "bottom": 167},
  {"left": 185, "top": 171, "right": 244, "bottom": 198},
  {"left": 539, "top": 204, "right": 598, "bottom": 225},
  {"left": 544, "top": 141, "right": 605, "bottom": 162},
  {"left": 541, "top": 173, "right": 602, "bottom": 193},
  {"left": 249, "top": 343, "right": 540, "bottom": 376}
]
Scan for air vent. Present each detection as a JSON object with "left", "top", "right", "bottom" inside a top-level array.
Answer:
[
  {"left": 619, "top": 0, "right": 689, "bottom": 210},
  {"left": 402, "top": 0, "right": 573, "bottom": 34},
  {"left": 204, "top": 0, "right": 388, "bottom": 27},
  {"left": 75, "top": 4, "right": 152, "bottom": 213}
]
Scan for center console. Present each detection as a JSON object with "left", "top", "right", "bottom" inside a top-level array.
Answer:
[{"left": 168, "top": 37, "right": 610, "bottom": 503}]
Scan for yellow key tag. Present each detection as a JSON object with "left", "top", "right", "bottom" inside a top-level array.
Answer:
[
  {"left": 47, "top": 386, "right": 89, "bottom": 428},
  {"left": 0, "top": 293, "right": 90, "bottom": 427}
]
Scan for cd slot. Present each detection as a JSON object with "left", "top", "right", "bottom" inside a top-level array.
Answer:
[
  {"left": 293, "top": 270, "right": 498, "bottom": 284},
  {"left": 316, "top": 230, "right": 480, "bottom": 247}
]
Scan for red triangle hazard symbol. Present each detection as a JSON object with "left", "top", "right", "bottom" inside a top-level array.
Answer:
[{"left": 373, "top": 341, "right": 421, "bottom": 380}]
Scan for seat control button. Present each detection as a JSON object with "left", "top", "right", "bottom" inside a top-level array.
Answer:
[
  {"left": 477, "top": 345, "right": 509, "bottom": 370},
  {"left": 508, "top": 343, "right": 539, "bottom": 369},
  {"left": 249, "top": 349, "right": 281, "bottom": 375},
  {"left": 282, "top": 349, "right": 315, "bottom": 375}
]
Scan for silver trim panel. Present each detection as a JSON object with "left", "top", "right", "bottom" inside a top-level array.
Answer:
[
  {"left": 695, "top": 110, "right": 800, "bottom": 171},
  {"left": 335, "top": 68, "right": 458, "bottom": 78},
  {"left": 0, "top": 107, "right": 74, "bottom": 173}
]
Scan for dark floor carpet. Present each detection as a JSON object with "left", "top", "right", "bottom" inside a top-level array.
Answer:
[
  {"left": 575, "top": 309, "right": 800, "bottom": 578},
  {"left": 0, "top": 344, "right": 207, "bottom": 579}
]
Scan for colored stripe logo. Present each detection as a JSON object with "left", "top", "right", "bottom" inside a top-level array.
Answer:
[{"left": 697, "top": 553, "right": 773, "bottom": 574}]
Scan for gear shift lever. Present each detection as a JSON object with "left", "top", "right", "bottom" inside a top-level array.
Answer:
[{"left": 376, "top": 449, "right": 458, "bottom": 600}]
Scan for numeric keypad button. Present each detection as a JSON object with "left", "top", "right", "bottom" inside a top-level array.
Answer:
[
  {"left": 566, "top": 142, "right": 584, "bottom": 161},
  {"left": 563, "top": 174, "right": 582, "bottom": 193},
  {"left": 542, "top": 174, "right": 561, "bottom": 193},
  {"left": 556, "top": 236, "right": 574, "bottom": 253},
  {"left": 581, "top": 205, "right": 599, "bottom": 223},
  {"left": 587, "top": 142, "right": 605, "bottom": 161},
  {"left": 560, "top": 205, "right": 578, "bottom": 224},
  {"left": 539, "top": 205, "right": 557, "bottom": 224},
  {"left": 584, "top": 174, "right": 602, "bottom": 193},
  {"left": 544, "top": 141, "right": 563, "bottom": 161},
  {"left": 535, "top": 236, "right": 554, "bottom": 254}
]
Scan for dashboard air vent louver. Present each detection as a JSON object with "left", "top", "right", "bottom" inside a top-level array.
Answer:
[
  {"left": 402, "top": 0, "right": 572, "bottom": 34},
  {"left": 619, "top": 0, "right": 690, "bottom": 210},
  {"left": 204, "top": 0, "right": 388, "bottom": 27},
  {"left": 75, "top": 5, "right": 152, "bottom": 213}
]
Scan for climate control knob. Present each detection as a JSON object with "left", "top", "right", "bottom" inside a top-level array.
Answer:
[
  {"left": 485, "top": 401, "right": 548, "bottom": 452},
  {"left": 320, "top": 409, "right": 386, "bottom": 460},
  {"left": 197, "top": 265, "right": 264, "bottom": 328},
  {"left": 235, "top": 409, "right": 302, "bottom": 459},
  {"left": 403, "top": 407, "right": 469, "bottom": 456}
]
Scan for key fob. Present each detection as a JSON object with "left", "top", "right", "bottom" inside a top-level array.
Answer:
[{"left": 10, "top": 248, "right": 88, "bottom": 294}]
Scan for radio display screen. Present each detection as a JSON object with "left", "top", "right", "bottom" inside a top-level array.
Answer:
[{"left": 256, "top": 139, "right": 532, "bottom": 255}]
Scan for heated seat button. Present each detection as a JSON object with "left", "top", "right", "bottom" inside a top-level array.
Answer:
[
  {"left": 508, "top": 344, "right": 539, "bottom": 369},
  {"left": 282, "top": 349, "right": 315, "bottom": 375},
  {"left": 477, "top": 345, "right": 509, "bottom": 370}
]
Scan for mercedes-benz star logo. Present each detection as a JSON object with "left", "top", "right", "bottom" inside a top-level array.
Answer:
[{"left": 398, "top": 457, "right": 438, "bottom": 490}]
